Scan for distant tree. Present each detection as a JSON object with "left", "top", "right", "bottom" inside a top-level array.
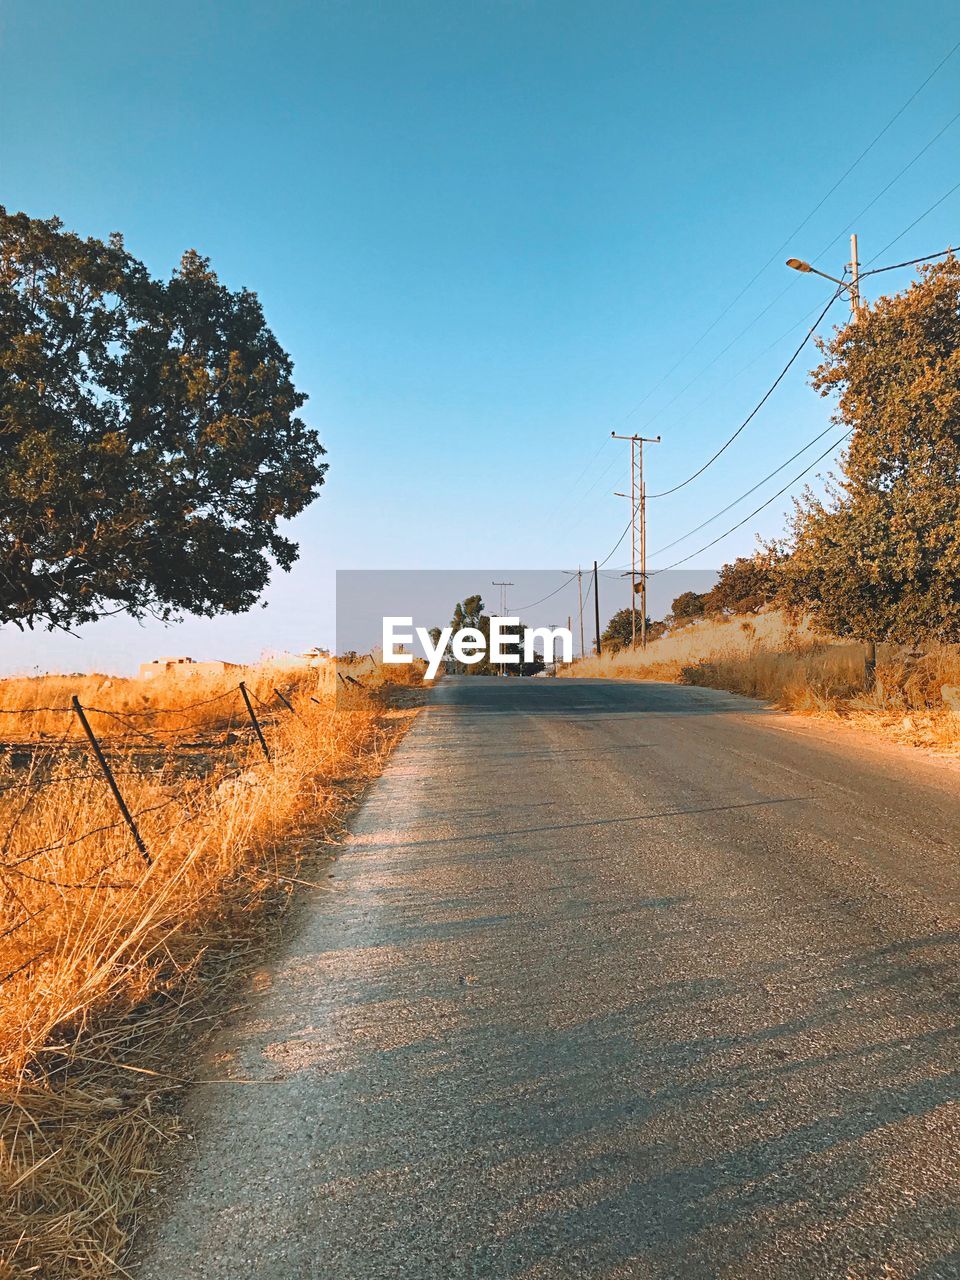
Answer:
[
  {"left": 440, "top": 594, "right": 544, "bottom": 674},
  {"left": 779, "top": 256, "right": 960, "bottom": 641},
  {"left": 669, "top": 590, "right": 708, "bottom": 626},
  {"left": 601, "top": 608, "right": 634, "bottom": 652},
  {"left": 705, "top": 554, "right": 782, "bottom": 616},
  {"left": 446, "top": 596, "right": 490, "bottom": 674},
  {"left": 0, "top": 207, "right": 326, "bottom": 631},
  {"left": 601, "top": 608, "right": 665, "bottom": 652},
  {"left": 460, "top": 595, "right": 485, "bottom": 628}
]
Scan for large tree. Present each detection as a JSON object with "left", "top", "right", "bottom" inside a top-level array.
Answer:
[
  {"left": 780, "top": 256, "right": 960, "bottom": 642},
  {"left": 0, "top": 208, "right": 326, "bottom": 630}
]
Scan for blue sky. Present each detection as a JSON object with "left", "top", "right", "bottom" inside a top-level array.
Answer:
[{"left": 1, "top": 0, "right": 958, "bottom": 672}]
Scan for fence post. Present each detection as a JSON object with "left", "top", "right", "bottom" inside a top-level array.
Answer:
[
  {"left": 239, "top": 683, "right": 271, "bottom": 761},
  {"left": 71, "top": 696, "right": 151, "bottom": 864},
  {"left": 864, "top": 639, "right": 877, "bottom": 690},
  {"left": 273, "top": 687, "right": 297, "bottom": 716}
]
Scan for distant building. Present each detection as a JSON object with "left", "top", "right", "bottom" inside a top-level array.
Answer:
[
  {"left": 138, "top": 656, "right": 241, "bottom": 680},
  {"left": 260, "top": 647, "right": 330, "bottom": 671}
]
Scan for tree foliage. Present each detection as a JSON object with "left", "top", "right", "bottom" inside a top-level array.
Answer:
[
  {"left": 601, "top": 607, "right": 665, "bottom": 652},
  {"left": 441, "top": 594, "right": 544, "bottom": 674},
  {"left": 706, "top": 554, "right": 782, "bottom": 616},
  {"left": 0, "top": 207, "right": 326, "bottom": 630},
  {"left": 778, "top": 256, "right": 960, "bottom": 641},
  {"left": 669, "top": 590, "right": 708, "bottom": 625}
]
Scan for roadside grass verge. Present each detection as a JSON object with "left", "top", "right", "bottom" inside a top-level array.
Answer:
[
  {"left": 0, "top": 663, "right": 421, "bottom": 1277},
  {"left": 562, "top": 611, "right": 960, "bottom": 753}
]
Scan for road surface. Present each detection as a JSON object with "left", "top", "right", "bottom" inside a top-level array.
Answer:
[{"left": 135, "top": 677, "right": 960, "bottom": 1279}]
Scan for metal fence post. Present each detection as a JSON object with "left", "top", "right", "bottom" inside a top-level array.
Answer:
[
  {"left": 71, "top": 696, "right": 151, "bottom": 864},
  {"left": 273, "top": 687, "right": 297, "bottom": 717},
  {"left": 239, "top": 682, "right": 271, "bottom": 761}
]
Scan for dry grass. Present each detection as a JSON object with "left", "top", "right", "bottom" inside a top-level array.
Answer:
[
  {"left": 565, "top": 611, "right": 823, "bottom": 683},
  {"left": 0, "top": 660, "right": 419, "bottom": 1277},
  {"left": 562, "top": 610, "right": 960, "bottom": 753},
  {"left": 0, "top": 662, "right": 332, "bottom": 742}
]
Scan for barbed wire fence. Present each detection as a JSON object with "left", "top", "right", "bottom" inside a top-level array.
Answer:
[{"left": 0, "top": 679, "right": 319, "bottom": 990}]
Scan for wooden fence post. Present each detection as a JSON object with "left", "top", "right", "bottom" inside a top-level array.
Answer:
[{"left": 864, "top": 639, "right": 877, "bottom": 689}]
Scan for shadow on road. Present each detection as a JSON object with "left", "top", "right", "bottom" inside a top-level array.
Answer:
[
  {"left": 430, "top": 674, "right": 770, "bottom": 716},
  {"left": 290, "top": 913, "right": 960, "bottom": 1278},
  {"left": 136, "top": 669, "right": 960, "bottom": 1280}
]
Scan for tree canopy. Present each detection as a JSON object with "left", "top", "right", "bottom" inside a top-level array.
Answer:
[
  {"left": 706, "top": 554, "right": 781, "bottom": 616},
  {"left": 601, "top": 608, "right": 665, "bottom": 652},
  {"left": 438, "top": 594, "right": 545, "bottom": 674},
  {"left": 778, "top": 256, "right": 960, "bottom": 642},
  {"left": 0, "top": 207, "right": 326, "bottom": 631},
  {"left": 669, "top": 590, "right": 708, "bottom": 625}
]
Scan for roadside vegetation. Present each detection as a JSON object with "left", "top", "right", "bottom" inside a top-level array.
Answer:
[
  {"left": 0, "top": 204, "right": 443, "bottom": 1275},
  {"left": 0, "top": 659, "right": 424, "bottom": 1276},
  {"left": 566, "top": 609, "right": 960, "bottom": 753},
  {"left": 565, "top": 257, "right": 960, "bottom": 754},
  {"left": 0, "top": 207, "right": 406, "bottom": 1277}
]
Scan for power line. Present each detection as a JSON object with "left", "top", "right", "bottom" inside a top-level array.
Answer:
[
  {"left": 809, "top": 108, "right": 960, "bottom": 270},
  {"left": 792, "top": 36, "right": 960, "bottom": 230},
  {"left": 862, "top": 247, "right": 955, "bottom": 276},
  {"left": 598, "top": 511, "right": 635, "bottom": 567},
  {"left": 632, "top": 278, "right": 803, "bottom": 437},
  {"left": 609, "top": 36, "right": 960, "bottom": 430},
  {"left": 542, "top": 438, "right": 612, "bottom": 525},
  {"left": 634, "top": 172, "right": 954, "bottom": 507},
  {"left": 648, "top": 422, "right": 841, "bottom": 558},
  {"left": 637, "top": 104, "right": 960, "bottom": 440},
  {"left": 512, "top": 573, "right": 580, "bottom": 613},
  {"left": 543, "top": 48, "right": 959, "bottom": 526},
  {"left": 515, "top": 501, "right": 639, "bottom": 613},
  {"left": 627, "top": 288, "right": 845, "bottom": 461},
  {"left": 650, "top": 431, "right": 852, "bottom": 574},
  {"left": 598, "top": 240, "right": 953, "bottom": 575},
  {"left": 866, "top": 181, "right": 960, "bottom": 264},
  {"left": 647, "top": 285, "right": 844, "bottom": 499}
]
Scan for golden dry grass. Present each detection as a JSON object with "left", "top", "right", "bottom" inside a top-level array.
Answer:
[
  {"left": 562, "top": 610, "right": 960, "bottom": 753},
  {"left": 0, "top": 660, "right": 419, "bottom": 1277}
]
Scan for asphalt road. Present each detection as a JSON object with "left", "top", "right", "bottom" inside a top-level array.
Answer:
[{"left": 135, "top": 677, "right": 960, "bottom": 1279}]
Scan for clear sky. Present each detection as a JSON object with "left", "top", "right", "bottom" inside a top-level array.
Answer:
[{"left": 1, "top": 0, "right": 958, "bottom": 672}]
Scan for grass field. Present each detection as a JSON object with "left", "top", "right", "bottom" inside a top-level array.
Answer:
[
  {"left": 563, "top": 611, "right": 960, "bottom": 753},
  {"left": 0, "top": 660, "right": 420, "bottom": 1277}
]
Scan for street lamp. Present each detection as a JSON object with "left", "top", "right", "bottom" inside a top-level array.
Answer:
[
  {"left": 785, "top": 258, "right": 846, "bottom": 288},
  {"left": 786, "top": 233, "right": 861, "bottom": 317}
]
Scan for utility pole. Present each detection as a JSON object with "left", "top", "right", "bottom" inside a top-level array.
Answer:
[
  {"left": 849, "top": 233, "right": 861, "bottom": 318},
  {"left": 788, "top": 236, "right": 871, "bottom": 677},
  {"left": 611, "top": 431, "right": 660, "bottom": 648},
  {"left": 848, "top": 234, "right": 874, "bottom": 684},
  {"left": 492, "top": 580, "right": 513, "bottom": 617},
  {"left": 562, "top": 567, "right": 588, "bottom": 656},
  {"left": 491, "top": 580, "right": 513, "bottom": 677},
  {"left": 593, "top": 560, "right": 601, "bottom": 656},
  {"left": 577, "top": 567, "right": 585, "bottom": 657}
]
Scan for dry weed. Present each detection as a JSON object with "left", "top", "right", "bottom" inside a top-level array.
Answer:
[{"left": 0, "top": 662, "right": 416, "bottom": 1276}]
